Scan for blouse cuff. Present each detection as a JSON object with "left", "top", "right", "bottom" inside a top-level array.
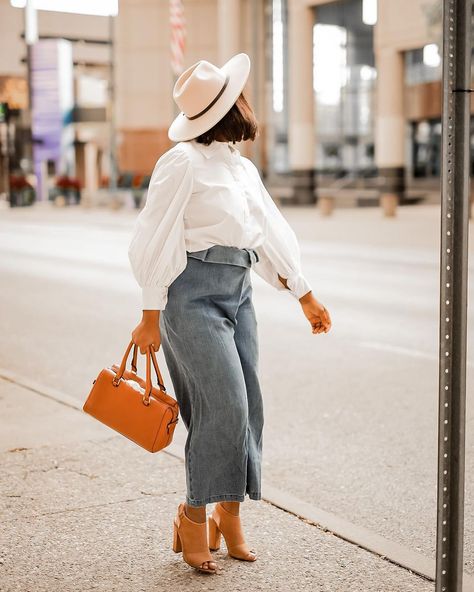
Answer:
[
  {"left": 142, "top": 286, "right": 169, "bottom": 310},
  {"left": 286, "top": 272, "right": 313, "bottom": 301}
]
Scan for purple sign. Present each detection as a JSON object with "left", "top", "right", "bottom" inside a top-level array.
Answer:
[{"left": 31, "top": 39, "right": 74, "bottom": 201}]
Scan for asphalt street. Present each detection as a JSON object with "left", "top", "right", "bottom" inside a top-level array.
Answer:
[{"left": 0, "top": 202, "right": 472, "bottom": 573}]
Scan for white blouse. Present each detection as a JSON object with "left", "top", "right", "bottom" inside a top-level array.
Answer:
[{"left": 128, "top": 138, "right": 313, "bottom": 310}]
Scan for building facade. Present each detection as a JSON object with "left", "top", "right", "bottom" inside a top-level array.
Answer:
[{"left": 0, "top": 0, "right": 466, "bottom": 205}]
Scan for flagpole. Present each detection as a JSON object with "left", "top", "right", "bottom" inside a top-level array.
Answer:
[
  {"left": 170, "top": 0, "right": 186, "bottom": 130},
  {"left": 108, "top": 13, "right": 117, "bottom": 192}
]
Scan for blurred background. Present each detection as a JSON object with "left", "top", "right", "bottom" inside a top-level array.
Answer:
[
  {"left": 0, "top": 1, "right": 473, "bottom": 590},
  {"left": 0, "top": 0, "right": 464, "bottom": 210}
]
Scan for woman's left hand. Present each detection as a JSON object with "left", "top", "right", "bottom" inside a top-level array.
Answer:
[{"left": 299, "top": 291, "right": 332, "bottom": 334}]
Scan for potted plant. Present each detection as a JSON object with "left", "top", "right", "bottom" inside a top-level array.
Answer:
[
  {"left": 9, "top": 174, "right": 35, "bottom": 207},
  {"left": 68, "top": 177, "right": 82, "bottom": 204},
  {"left": 51, "top": 175, "right": 82, "bottom": 205}
]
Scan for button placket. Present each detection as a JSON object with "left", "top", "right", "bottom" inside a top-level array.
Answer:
[
  {"left": 229, "top": 158, "right": 251, "bottom": 222},
  {"left": 240, "top": 165, "right": 252, "bottom": 221},
  {"left": 241, "top": 180, "right": 251, "bottom": 221}
]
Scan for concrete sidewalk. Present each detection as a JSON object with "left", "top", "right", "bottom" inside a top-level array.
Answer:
[{"left": 0, "top": 377, "right": 433, "bottom": 592}]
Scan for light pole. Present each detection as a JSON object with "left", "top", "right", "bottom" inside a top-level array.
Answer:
[
  {"left": 24, "top": 0, "right": 37, "bottom": 178},
  {"left": 108, "top": 13, "right": 118, "bottom": 193},
  {"left": 24, "top": 0, "right": 38, "bottom": 106}
]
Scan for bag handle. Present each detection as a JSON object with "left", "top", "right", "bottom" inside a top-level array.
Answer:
[
  {"left": 113, "top": 340, "right": 167, "bottom": 405},
  {"left": 143, "top": 347, "right": 168, "bottom": 404},
  {"left": 144, "top": 346, "right": 167, "bottom": 399},
  {"left": 131, "top": 342, "right": 138, "bottom": 373}
]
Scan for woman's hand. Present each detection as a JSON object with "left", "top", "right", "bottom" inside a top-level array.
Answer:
[
  {"left": 131, "top": 310, "right": 162, "bottom": 354},
  {"left": 299, "top": 291, "right": 332, "bottom": 334}
]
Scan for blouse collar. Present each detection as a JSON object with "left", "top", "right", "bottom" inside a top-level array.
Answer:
[{"left": 190, "top": 139, "right": 240, "bottom": 162}]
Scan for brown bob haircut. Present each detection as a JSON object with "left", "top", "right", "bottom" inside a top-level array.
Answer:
[{"left": 194, "top": 91, "right": 259, "bottom": 145}]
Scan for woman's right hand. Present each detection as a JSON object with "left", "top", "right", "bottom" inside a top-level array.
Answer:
[{"left": 131, "top": 310, "right": 162, "bottom": 353}]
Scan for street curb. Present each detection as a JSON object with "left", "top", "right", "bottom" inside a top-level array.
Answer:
[{"left": 2, "top": 368, "right": 473, "bottom": 589}]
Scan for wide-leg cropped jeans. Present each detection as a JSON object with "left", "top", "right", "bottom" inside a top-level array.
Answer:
[{"left": 159, "top": 245, "right": 264, "bottom": 507}]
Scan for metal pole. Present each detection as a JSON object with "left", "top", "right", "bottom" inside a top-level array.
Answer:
[
  {"left": 435, "top": 0, "right": 471, "bottom": 590},
  {"left": 24, "top": 0, "right": 37, "bottom": 111},
  {"left": 108, "top": 14, "right": 118, "bottom": 192},
  {"left": 251, "top": 0, "right": 262, "bottom": 170},
  {"left": 22, "top": 0, "right": 38, "bottom": 204}
]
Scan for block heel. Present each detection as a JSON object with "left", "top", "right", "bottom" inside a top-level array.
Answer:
[
  {"left": 208, "top": 515, "right": 222, "bottom": 551},
  {"left": 172, "top": 520, "right": 182, "bottom": 553}
]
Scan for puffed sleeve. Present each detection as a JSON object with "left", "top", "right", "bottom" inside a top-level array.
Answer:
[
  {"left": 242, "top": 158, "right": 313, "bottom": 301},
  {"left": 128, "top": 147, "right": 194, "bottom": 310}
]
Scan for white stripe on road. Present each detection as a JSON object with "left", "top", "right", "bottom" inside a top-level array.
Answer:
[{"left": 359, "top": 340, "right": 473, "bottom": 368}]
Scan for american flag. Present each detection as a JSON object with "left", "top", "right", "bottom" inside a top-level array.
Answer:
[{"left": 170, "top": 0, "right": 186, "bottom": 76}]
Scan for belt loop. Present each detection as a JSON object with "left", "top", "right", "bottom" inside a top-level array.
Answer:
[
  {"left": 244, "top": 248, "right": 259, "bottom": 265},
  {"left": 246, "top": 248, "right": 257, "bottom": 265}
]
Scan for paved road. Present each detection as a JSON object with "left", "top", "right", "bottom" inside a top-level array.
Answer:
[{"left": 0, "top": 202, "right": 473, "bottom": 573}]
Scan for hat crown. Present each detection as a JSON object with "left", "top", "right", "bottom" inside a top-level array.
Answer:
[
  {"left": 168, "top": 52, "right": 251, "bottom": 142},
  {"left": 173, "top": 60, "right": 228, "bottom": 119}
]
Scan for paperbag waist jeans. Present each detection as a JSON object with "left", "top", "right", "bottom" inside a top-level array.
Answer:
[{"left": 159, "top": 245, "right": 264, "bottom": 506}]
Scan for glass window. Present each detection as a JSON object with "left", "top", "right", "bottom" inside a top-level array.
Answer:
[
  {"left": 411, "top": 118, "right": 441, "bottom": 178},
  {"left": 313, "top": 22, "right": 376, "bottom": 174},
  {"left": 405, "top": 48, "right": 442, "bottom": 85},
  {"left": 412, "top": 117, "right": 474, "bottom": 178}
]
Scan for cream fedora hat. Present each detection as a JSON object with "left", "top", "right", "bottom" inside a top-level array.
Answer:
[{"left": 168, "top": 52, "right": 251, "bottom": 142}]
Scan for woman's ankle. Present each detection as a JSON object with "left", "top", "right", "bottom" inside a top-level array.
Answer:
[
  {"left": 219, "top": 501, "right": 240, "bottom": 516},
  {"left": 184, "top": 502, "right": 206, "bottom": 523}
]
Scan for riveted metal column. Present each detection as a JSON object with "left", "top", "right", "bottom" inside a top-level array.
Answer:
[{"left": 435, "top": 1, "right": 471, "bottom": 591}]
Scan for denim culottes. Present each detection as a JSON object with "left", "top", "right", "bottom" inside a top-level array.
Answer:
[{"left": 159, "top": 245, "right": 264, "bottom": 507}]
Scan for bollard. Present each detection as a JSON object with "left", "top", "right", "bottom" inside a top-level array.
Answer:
[
  {"left": 318, "top": 195, "right": 334, "bottom": 216},
  {"left": 380, "top": 193, "right": 398, "bottom": 217},
  {"left": 54, "top": 194, "right": 67, "bottom": 207}
]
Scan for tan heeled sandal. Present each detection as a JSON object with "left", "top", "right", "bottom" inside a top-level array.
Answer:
[
  {"left": 208, "top": 502, "right": 257, "bottom": 561},
  {"left": 172, "top": 503, "right": 217, "bottom": 574}
]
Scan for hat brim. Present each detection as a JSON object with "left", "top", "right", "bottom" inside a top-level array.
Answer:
[{"left": 168, "top": 53, "right": 251, "bottom": 143}]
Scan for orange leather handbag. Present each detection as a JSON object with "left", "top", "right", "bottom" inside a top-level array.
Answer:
[{"left": 83, "top": 340, "right": 179, "bottom": 453}]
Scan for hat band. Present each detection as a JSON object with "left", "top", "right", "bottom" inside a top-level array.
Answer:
[{"left": 186, "top": 74, "right": 230, "bottom": 121}]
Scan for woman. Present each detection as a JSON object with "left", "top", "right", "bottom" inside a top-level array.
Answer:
[{"left": 128, "top": 53, "right": 331, "bottom": 575}]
